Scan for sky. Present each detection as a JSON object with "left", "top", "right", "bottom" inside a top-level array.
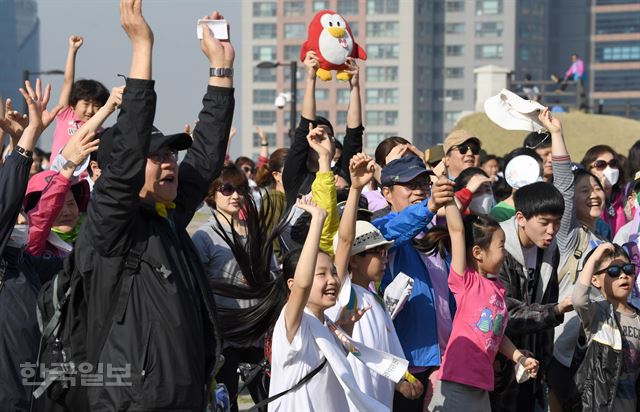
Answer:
[{"left": 35, "top": 0, "right": 243, "bottom": 156}]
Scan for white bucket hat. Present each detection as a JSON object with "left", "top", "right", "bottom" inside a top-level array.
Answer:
[
  {"left": 333, "top": 220, "right": 394, "bottom": 257},
  {"left": 484, "top": 88, "right": 546, "bottom": 132},
  {"left": 504, "top": 155, "right": 542, "bottom": 189}
]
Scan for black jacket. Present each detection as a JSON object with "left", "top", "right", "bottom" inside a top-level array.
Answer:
[
  {"left": 75, "top": 79, "right": 232, "bottom": 411},
  {"left": 0, "top": 153, "right": 63, "bottom": 411},
  {"left": 282, "top": 116, "right": 363, "bottom": 207}
]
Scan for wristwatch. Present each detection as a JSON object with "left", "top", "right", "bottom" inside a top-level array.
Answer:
[
  {"left": 210, "top": 67, "right": 234, "bottom": 77},
  {"left": 15, "top": 145, "right": 33, "bottom": 159}
]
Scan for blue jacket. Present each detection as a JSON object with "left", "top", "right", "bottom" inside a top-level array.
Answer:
[{"left": 373, "top": 199, "right": 440, "bottom": 367}]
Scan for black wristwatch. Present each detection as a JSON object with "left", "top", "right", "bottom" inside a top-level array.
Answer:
[
  {"left": 210, "top": 67, "right": 234, "bottom": 77},
  {"left": 15, "top": 145, "right": 33, "bottom": 159}
]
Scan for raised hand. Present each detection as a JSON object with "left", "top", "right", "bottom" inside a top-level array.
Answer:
[
  {"left": 306, "top": 123, "right": 332, "bottom": 159},
  {"left": 428, "top": 175, "right": 455, "bottom": 213},
  {"left": 345, "top": 57, "right": 359, "bottom": 89},
  {"left": 385, "top": 144, "right": 408, "bottom": 165},
  {"left": 65, "top": 131, "right": 100, "bottom": 167},
  {"left": 538, "top": 108, "right": 562, "bottom": 134},
  {"left": 120, "top": 0, "right": 153, "bottom": 46},
  {"left": 68, "top": 35, "right": 84, "bottom": 51},
  {"left": 296, "top": 196, "right": 327, "bottom": 221},
  {"left": 466, "top": 174, "right": 494, "bottom": 194},
  {"left": 200, "top": 11, "right": 234, "bottom": 68},
  {"left": 303, "top": 51, "right": 320, "bottom": 80},
  {"left": 18, "top": 79, "right": 53, "bottom": 134},
  {"left": 0, "top": 98, "right": 28, "bottom": 139},
  {"left": 349, "top": 153, "right": 376, "bottom": 190},
  {"left": 105, "top": 86, "right": 125, "bottom": 111}
]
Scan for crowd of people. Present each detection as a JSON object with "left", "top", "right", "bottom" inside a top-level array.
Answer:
[{"left": 1, "top": 1, "right": 640, "bottom": 412}]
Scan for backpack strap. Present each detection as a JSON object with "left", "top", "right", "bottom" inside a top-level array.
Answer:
[
  {"left": 112, "top": 244, "right": 146, "bottom": 324},
  {"left": 558, "top": 227, "right": 590, "bottom": 285},
  {"left": 247, "top": 359, "right": 327, "bottom": 411},
  {"left": 0, "top": 258, "right": 6, "bottom": 293}
]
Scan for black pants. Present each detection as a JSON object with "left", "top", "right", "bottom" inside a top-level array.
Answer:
[
  {"left": 216, "top": 346, "right": 267, "bottom": 412},
  {"left": 393, "top": 369, "right": 431, "bottom": 412}
]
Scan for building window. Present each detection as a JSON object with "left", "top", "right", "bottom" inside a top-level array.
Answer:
[
  {"left": 316, "top": 89, "right": 329, "bottom": 101},
  {"left": 254, "top": 67, "right": 276, "bottom": 82},
  {"left": 336, "top": 110, "right": 348, "bottom": 125},
  {"left": 596, "top": 42, "right": 640, "bottom": 62},
  {"left": 366, "top": 21, "right": 399, "bottom": 37},
  {"left": 367, "top": 0, "right": 399, "bottom": 14},
  {"left": 476, "top": 44, "right": 503, "bottom": 59},
  {"left": 253, "top": 2, "right": 276, "bottom": 17},
  {"left": 475, "top": 22, "right": 503, "bottom": 37},
  {"left": 366, "top": 110, "right": 398, "bottom": 126},
  {"left": 338, "top": 0, "right": 359, "bottom": 15},
  {"left": 596, "top": 12, "right": 640, "bottom": 35},
  {"left": 446, "top": 23, "right": 465, "bottom": 34},
  {"left": 284, "top": 23, "right": 306, "bottom": 39},
  {"left": 366, "top": 66, "right": 399, "bottom": 82},
  {"left": 446, "top": 45, "right": 464, "bottom": 56},
  {"left": 284, "top": 1, "right": 306, "bottom": 16},
  {"left": 595, "top": 70, "right": 640, "bottom": 92},
  {"left": 313, "top": 0, "right": 329, "bottom": 11},
  {"left": 253, "top": 132, "right": 276, "bottom": 147},
  {"left": 446, "top": 1, "right": 465, "bottom": 12},
  {"left": 368, "top": 43, "right": 400, "bottom": 59},
  {"left": 476, "top": 0, "right": 503, "bottom": 15},
  {"left": 366, "top": 133, "right": 395, "bottom": 147},
  {"left": 446, "top": 89, "right": 464, "bottom": 100},
  {"left": 445, "top": 111, "right": 463, "bottom": 123},
  {"left": 284, "top": 67, "right": 305, "bottom": 82},
  {"left": 366, "top": 88, "right": 399, "bottom": 104},
  {"left": 596, "top": 0, "right": 637, "bottom": 4},
  {"left": 349, "top": 22, "right": 359, "bottom": 37},
  {"left": 253, "top": 23, "right": 276, "bottom": 39},
  {"left": 316, "top": 111, "right": 330, "bottom": 120},
  {"left": 253, "top": 46, "right": 276, "bottom": 61},
  {"left": 284, "top": 45, "right": 301, "bottom": 61},
  {"left": 337, "top": 89, "right": 350, "bottom": 104},
  {"left": 254, "top": 111, "right": 276, "bottom": 125},
  {"left": 253, "top": 89, "right": 276, "bottom": 104},
  {"left": 445, "top": 67, "right": 464, "bottom": 78}
]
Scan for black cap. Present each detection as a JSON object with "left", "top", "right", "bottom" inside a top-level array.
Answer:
[
  {"left": 97, "top": 126, "right": 192, "bottom": 169},
  {"left": 381, "top": 155, "right": 434, "bottom": 187}
]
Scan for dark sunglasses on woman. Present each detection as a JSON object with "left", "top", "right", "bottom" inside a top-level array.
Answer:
[
  {"left": 594, "top": 263, "right": 636, "bottom": 278},
  {"left": 218, "top": 183, "right": 245, "bottom": 196},
  {"left": 591, "top": 159, "right": 618, "bottom": 171}
]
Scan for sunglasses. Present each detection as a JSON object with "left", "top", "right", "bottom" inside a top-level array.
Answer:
[
  {"left": 591, "top": 159, "right": 619, "bottom": 171},
  {"left": 241, "top": 166, "right": 255, "bottom": 174},
  {"left": 360, "top": 245, "right": 388, "bottom": 257},
  {"left": 148, "top": 149, "right": 178, "bottom": 163},
  {"left": 218, "top": 183, "right": 245, "bottom": 196},
  {"left": 453, "top": 144, "right": 480, "bottom": 156},
  {"left": 594, "top": 263, "right": 636, "bottom": 278}
]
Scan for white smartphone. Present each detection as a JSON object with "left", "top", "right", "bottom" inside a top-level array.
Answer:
[{"left": 196, "top": 19, "right": 229, "bottom": 40}]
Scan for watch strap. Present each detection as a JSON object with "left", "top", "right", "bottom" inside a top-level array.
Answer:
[{"left": 210, "top": 67, "right": 234, "bottom": 77}]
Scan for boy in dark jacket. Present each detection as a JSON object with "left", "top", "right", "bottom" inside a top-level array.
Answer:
[
  {"left": 68, "top": 1, "right": 232, "bottom": 410},
  {"left": 491, "top": 181, "right": 574, "bottom": 412},
  {"left": 572, "top": 243, "right": 640, "bottom": 412}
]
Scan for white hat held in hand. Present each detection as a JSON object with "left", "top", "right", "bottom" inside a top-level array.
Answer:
[{"left": 484, "top": 89, "right": 546, "bottom": 132}]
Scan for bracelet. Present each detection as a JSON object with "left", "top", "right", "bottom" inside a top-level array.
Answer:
[
  {"left": 15, "top": 145, "right": 33, "bottom": 159},
  {"left": 210, "top": 67, "right": 234, "bottom": 77},
  {"left": 260, "top": 143, "right": 268, "bottom": 147}
]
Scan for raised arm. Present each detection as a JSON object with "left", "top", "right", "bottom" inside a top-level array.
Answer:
[
  {"left": 334, "top": 153, "right": 375, "bottom": 281},
  {"left": 58, "top": 36, "right": 83, "bottom": 108},
  {"left": 572, "top": 243, "right": 614, "bottom": 328},
  {"left": 174, "top": 11, "right": 235, "bottom": 228},
  {"left": 444, "top": 177, "right": 465, "bottom": 275},
  {"left": 337, "top": 58, "right": 364, "bottom": 184},
  {"left": 284, "top": 198, "right": 327, "bottom": 343},
  {"left": 81, "top": 0, "right": 155, "bottom": 256}
]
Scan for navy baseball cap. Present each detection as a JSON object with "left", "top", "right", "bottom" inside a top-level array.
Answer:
[{"left": 381, "top": 155, "right": 434, "bottom": 187}]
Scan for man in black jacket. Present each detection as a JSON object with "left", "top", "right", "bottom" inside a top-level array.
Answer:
[
  {"left": 282, "top": 51, "right": 364, "bottom": 207},
  {"left": 72, "top": 1, "right": 232, "bottom": 410}
]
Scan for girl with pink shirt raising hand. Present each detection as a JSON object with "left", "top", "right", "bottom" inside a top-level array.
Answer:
[
  {"left": 49, "top": 35, "right": 109, "bottom": 162},
  {"left": 428, "top": 174, "right": 539, "bottom": 411}
]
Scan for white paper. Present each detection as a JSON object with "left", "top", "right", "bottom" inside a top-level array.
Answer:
[
  {"left": 515, "top": 359, "right": 531, "bottom": 384},
  {"left": 196, "top": 19, "right": 229, "bottom": 40}
]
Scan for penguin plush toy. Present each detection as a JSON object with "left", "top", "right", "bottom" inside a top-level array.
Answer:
[{"left": 300, "top": 10, "right": 367, "bottom": 81}]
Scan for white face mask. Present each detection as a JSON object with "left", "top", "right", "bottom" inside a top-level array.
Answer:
[
  {"left": 603, "top": 166, "right": 620, "bottom": 186},
  {"left": 8, "top": 224, "right": 29, "bottom": 249},
  {"left": 469, "top": 193, "right": 495, "bottom": 216}
]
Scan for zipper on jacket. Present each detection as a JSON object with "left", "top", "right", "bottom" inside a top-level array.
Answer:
[{"left": 140, "top": 323, "right": 153, "bottom": 382}]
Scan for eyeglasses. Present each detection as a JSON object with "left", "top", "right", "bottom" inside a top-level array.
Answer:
[
  {"left": 241, "top": 166, "right": 255, "bottom": 174},
  {"left": 360, "top": 246, "right": 388, "bottom": 257},
  {"left": 397, "top": 179, "right": 432, "bottom": 191},
  {"left": 148, "top": 149, "right": 178, "bottom": 163},
  {"left": 453, "top": 144, "right": 480, "bottom": 156},
  {"left": 218, "top": 183, "right": 245, "bottom": 196},
  {"left": 591, "top": 159, "right": 619, "bottom": 171},
  {"left": 594, "top": 263, "right": 636, "bottom": 278}
]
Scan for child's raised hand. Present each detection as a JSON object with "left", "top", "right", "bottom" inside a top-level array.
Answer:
[
  {"left": 296, "top": 196, "right": 327, "bottom": 220},
  {"left": 68, "top": 35, "right": 84, "bottom": 51},
  {"left": 349, "top": 153, "right": 375, "bottom": 190},
  {"left": 106, "top": 86, "right": 125, "bottom": 111},
  {"left": 590, "top": 242, "right": 615, "bottom": 262},
  {"left": 385, "top": 144, "right": 408, "bottom": 165},
  {"left": 306, "top": 123, "right": 332, "bottom": 158}
]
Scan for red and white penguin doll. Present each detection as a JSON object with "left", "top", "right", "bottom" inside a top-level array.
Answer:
[{"left": 300, "top": 10, "right": 367, "bottom": 81}]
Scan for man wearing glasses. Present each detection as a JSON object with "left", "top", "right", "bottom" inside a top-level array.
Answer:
[{"left": 443, "top": 130, "right": 482, "bottom": 180}]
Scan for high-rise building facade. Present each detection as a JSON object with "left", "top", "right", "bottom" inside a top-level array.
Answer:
[
  {"left": 589, "top": 0, "right": 640, "bottom": 118},
  {"left": 0, "top": 0, "right": 40, "bottom": 103}
]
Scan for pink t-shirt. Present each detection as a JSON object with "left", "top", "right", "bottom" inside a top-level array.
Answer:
[
  {"left": 438, "top": 267, "right": 508, "bottom": 391},
  {"left": 50, "top": 106, "right": 84, "bottom": 163}
]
